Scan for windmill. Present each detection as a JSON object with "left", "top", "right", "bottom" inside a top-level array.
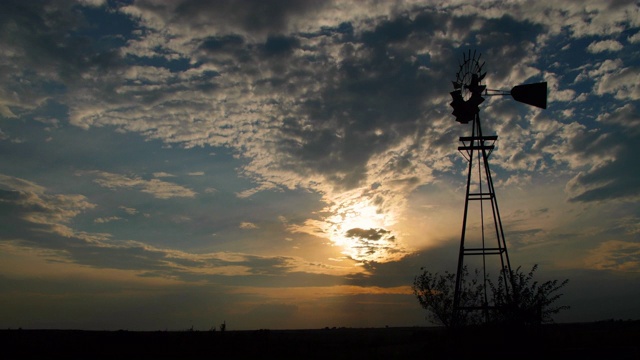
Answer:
[{"left": 449, "top": 49, "right": 547, "bottom": 322}]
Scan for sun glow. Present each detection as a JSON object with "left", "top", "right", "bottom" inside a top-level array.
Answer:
[
  {"left": 324, "top": 197, "right": 406, "bottom": 264},
  {"left": 330, "top": 202, "right": 385, "bottom": 232},
  {"left": 288, "top": 185, "right": 413, "bottom": 265}
]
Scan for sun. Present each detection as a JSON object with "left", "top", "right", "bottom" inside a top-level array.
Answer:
[
  {"left": 331, "top": 201, "right": 384, "bottom": 232},
  {"left": 324, "top": 198, "right": 405, "bottom": 263}
]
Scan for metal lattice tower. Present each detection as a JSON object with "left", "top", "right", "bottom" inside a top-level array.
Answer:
[{"left": 448, "top": 50, "right": 548, "bottom": 323}]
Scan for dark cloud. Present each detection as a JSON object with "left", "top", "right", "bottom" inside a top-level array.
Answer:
[
  {"left": 266, "top": 11, "right": 552, "bottom": 191},
  {"left": 0, "top": 0, "right": 124, "bottom": 81},
  {"left": 345, "top": 241, "right": 460, "bottom": 289},
  {"left": 263, "top": 35, "right": 300, "bottom": 56},
  {"left": 301, "top": 21, "right": 354, "bottom": 38},
  {"left": 341, "top": 227, "right": 401, "bottom": 262},
  {"left": 568, "top": 145, "right": 640, "bottom": 202},
  {"left": 275, "top": 15, "right": 445, "bottom": 189},
  {"left": 0, "top": 187, "right": 93, "bottom": 244},
  {"left": 141, "top": 0, "right": 330, "bottom": 36},
  {"left": 361, "top": 16, "right": 413, "bottom": 45},
  {"left": 567, "top": 105, "right": 640, "bottom": 202},
  {"left": 345, "top": 228, "right": 392, "bottom": 241},
  {"left": 475, "top": 15, "right": 547, "bottom": 80},
  {"left": 199, "top": 34, "right": 245, "bottom": 53}
]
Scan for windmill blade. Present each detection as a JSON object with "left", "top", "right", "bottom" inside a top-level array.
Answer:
[{"left": 477, "top": 60, "right": 485, "bottom": 73}]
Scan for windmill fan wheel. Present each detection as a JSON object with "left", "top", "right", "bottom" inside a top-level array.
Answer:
[{"left": 450, "top": 50, "right": 486, "bottom": 124}]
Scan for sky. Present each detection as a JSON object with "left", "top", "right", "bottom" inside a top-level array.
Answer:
[{"left": 0, "top": 0, "right": 639, "bottom": 331}]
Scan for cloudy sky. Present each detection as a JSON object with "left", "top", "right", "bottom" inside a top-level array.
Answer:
[{"left": 1, "top": 0, "right": 639, "bottom": 331}]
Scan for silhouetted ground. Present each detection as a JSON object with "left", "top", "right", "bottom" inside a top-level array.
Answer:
[{"left": 2, "top": 320, "right": 638, "bottom": 359}]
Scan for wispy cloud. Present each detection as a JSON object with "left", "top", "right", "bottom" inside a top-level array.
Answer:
[
  {"left": 94, "top": 216, "right": 123, "bottom": 224},
  {"left": 0, "top": 174, "right": 356, "bottom": 280},
  {"left": 78, "top": 170, "right": 197, "bottom": 199},
  {"left": 119, "top": 206, "right": 139, "bottom": 215},
  {"left": 0, "top": 174, "right": 96, "bottom": 239},
  {"left": 585, "top": 240, "right": 640, "bottom": 272}
]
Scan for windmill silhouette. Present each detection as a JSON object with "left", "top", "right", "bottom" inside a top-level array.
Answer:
[{"left": 449, "top": 49, "right": 547, "bottom": 322}]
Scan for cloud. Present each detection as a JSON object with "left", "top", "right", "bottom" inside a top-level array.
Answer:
[
  {"left": 586, "top": 39, "right": 624, "bottom": 53},
  {"left": 584, "top": 58, "right": 640, "bottom": 101},
  {"left": 79, "top": 170, "right": 196, "bottom": 199},
  {"left": 0, "top": 174, "right": 96, "bottom": 240},
  {"left": 1, "top": 1, "right": 640, "bottom": 331},
  {"left": 4, "top": 0, "right": 640, "bottom": 269},
  {"left": 0, "top": 8, "right": 516, "bottom": 192},
  {"left": 585, "top": 240, "right": 640, "bottom": 272},
  {"left": 565, "top": 104, "right": 640, "bottom": 203},
  {"left": 0, "top": 174, "right": 46, "bottom": 194},
  {"left": 345, "top": 228, "right": 392, "bottom": 241},
  {"left": 0, "top": 1, "right": 125, "bottom": 117},
  {"left": 597, "top": 103, "right": 640, "bottom": 134},
  {"left": 0, "top": 175, "right": 356, "bottom": 280},
  {"left": 341, "top": 227, "right": 404, "bottom": 263},
  {"left": 122, "top": 0, "right": 331, "bottom": 40},
  {"left": 545, "top": 72, "right": 577, "bottom": 103},
  {"left": 94, "top": 216, "right": 123, "bottom": 224},
  {"left": 239, "top": 222, "right": 258, "bottom": 230},
  {"left": 55, "top": 4, "right": 447, "bottom": 205},
  {"left": 119, "top": 206, "right": 139, "bottom": 215}
]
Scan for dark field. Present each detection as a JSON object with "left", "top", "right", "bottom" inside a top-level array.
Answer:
[{"left": 2, "top": 321, "right": 639, "bottom": 359}]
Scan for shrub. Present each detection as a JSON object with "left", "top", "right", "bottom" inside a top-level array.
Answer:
[
  {"left": 412, "top": 264, "right": 569, "bottom": 327},
  {"left": 488, "top": 264, "right": 570, "bottom": 326}
]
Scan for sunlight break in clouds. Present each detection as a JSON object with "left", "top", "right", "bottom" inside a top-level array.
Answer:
[{"left": 290, "top": 185, "right": 411, "bottom": 264}]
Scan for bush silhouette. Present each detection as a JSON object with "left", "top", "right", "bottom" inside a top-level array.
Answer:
[
  {"left": 412, "top": 264, "right": 569, "bottom": 327},
  {"left": 488, "top": 264, "right": 570, "bottom": 326}
]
